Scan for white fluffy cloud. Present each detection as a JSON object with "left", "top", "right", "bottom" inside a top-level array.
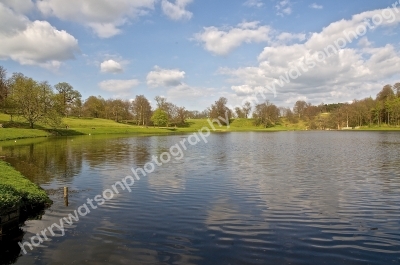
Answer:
[
  {"left": 220, "top": 7, "right": 400, "bottom": 107},
  {"left": 146, "top": 66, "right": 185, "bottom": 87},
  {"left": 0, "top": 3, "right": 79, "bottom": 68},
  {"left": 194, "top": 21, "right": 271, "bottom": 55},
  {"left": 100, "top": 60, "right": 124, "bottom": 73},
  {"left": 309, "top": 3, "right": 323, "bottom": 9},
  {"left": 99, "top": 79, "right": 139, "bottom": 92},
  {"left": 37, "top": 0, "right": 156, "bottom": 38},
  {"left": 161, "top": 0, "right": 193, "bottom": 21}
]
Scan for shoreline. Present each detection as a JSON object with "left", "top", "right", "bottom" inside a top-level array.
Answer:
[
  {"left": 0, "top": 160, "right": 52, "bottom": 227},
  {"left": 1, "top": 126, "right": 400, "bottom": 142}
]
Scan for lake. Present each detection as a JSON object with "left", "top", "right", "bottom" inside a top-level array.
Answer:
[{"left": 1, "top": 131, "right": 400, "bottom": 265}]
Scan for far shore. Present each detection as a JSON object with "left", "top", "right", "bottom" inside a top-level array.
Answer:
[{"left": 1, "top": 115, "right": 400, "bottom": 142}]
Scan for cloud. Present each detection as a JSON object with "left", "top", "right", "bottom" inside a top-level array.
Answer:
[
  {"left": 243, "top": 0, "right": 263, "bottom": 8},
  {"left": 275, "top": 32, "right": 306, "bottom": 44},
  {"left": 309, "top": 3, "right": 323, "bottom": 9},
  {"left": 161, "top": 0, "right": 193, "bottom": 21},
  {"left": 100, "top": 59, "right": 124, "bottom": 73},
  {"left": 1, "top": 0, "right": 34, "bottom": 14},
  {"left": 146, "top": 66, "right": 185, "bottom": 87},
  {"left": 99, "top": 79, "right": 139, "bottom": 92},
  {"left": 166, "top": 84, "right": 217, "bottom": 110},
  {"left": 219, "top": 7, "right": 400, "bottom": 107},
  {"left": 37, "top": 0, "right": 156, "bottom": 38},
  {"left": 0, "top": 3, "right": 79, "bottom": 69},
  {"left": 194, "top": 21, "right": 271, "bottom": 55},
  {"left": 276, "top": 0, "right": 292, "bottom": 16}
]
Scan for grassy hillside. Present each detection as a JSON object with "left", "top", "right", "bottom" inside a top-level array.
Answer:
[
  {"left": 0, "top": 113, "right": 311, "bottom": 142},
  {"left": 0, "top": 114, "right": 49, "bottom": 141}
]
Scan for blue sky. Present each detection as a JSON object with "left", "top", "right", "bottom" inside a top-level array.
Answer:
[{"left": 1, "top": 0, "right": 400, "bottom": 111}]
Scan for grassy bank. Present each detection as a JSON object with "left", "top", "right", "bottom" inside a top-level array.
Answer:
[
  {"left": 0, "top": 160, "right": 51, "bottom": 213},
  {"left": 0, "top": 128, "right": 49, "bottom": 141},
  {"left": 0, "top": 113, "right": 299, "bottom": 141},
  {"left": 5, "top": 113, "right": 400, "bottom": 142}
]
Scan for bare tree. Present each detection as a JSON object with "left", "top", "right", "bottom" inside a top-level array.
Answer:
[
  {"left": 0, "top": 66, "right": 7, "bottom": 107},
  {"left": 209, "top": 97, "right": 232, "bottom": 125},
  {"left": 253, "top": 101, "right": 280, "bottom": 127},
  {"left": 293, "top": 100, "right": 307, "bottom": 119},
  {"left": 242, "top": 101, "right": 252, "bottom": 118}
]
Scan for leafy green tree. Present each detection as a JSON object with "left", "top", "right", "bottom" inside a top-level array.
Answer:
[
  {"left": 54, "top": 82, "right": 82, "bottom": 117},
  {"left": 83, "top": 96, "right": 106, "bottom": 118},
  {"left": 151, "top": 108, "right": 169, "bottom": 127},
  {"left": 131, "top": 95, "right": 152, "bottom": 126},
  {"left": 7, "top": 73, "right": 60, "bottom": 128}
]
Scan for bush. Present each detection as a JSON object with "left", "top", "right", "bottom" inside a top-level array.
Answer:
[{"left": 0, "top": 184, "right": 22, "bottom": 210}]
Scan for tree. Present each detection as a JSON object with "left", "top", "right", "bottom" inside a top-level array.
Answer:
[
  {"left": 242, "top": 101, "right": 252, "bottom": 118},
  {"left": 7, "top": 73, "right": 60, "bottom": 128},
  {"left": 154, "top": 96, "right": 168, "bottom": 110},
  {"left": 0, "top": 66, "right": 7, "bottom": 108},
  {"left": 253, "top": 101, "right": 280, "bottom": 127},
  {"left": 235, "top": 107, "right": 245, "bottom": 118},
  {"left": 303, "top": 104, "right": 319, "bottom": 121},
  {"left": 54, "top": 82, "right": 82, "bottom": 117},
  {"left": 283, "top": 107, "right": 298, "bottom": 123},
  {"left": 106, "top": 99, "right": 132, "bottom": 122},
  {"left": 151, "top": 108, "right": 169, "bottom": 127},
  {"left": 376, "top": 84, "right": 395, "bottom": 102},
  {"left": 176, "top": 107, "right": 188, "bottom": 125},
  {"left": 209, "top": 97, "right": 232, "bottom": 125},
  {"left": 131, "top": 95, "right": 152, "bottom": 126},
  {"left": 394, "top": 83, "right": 400, "bottom": 97},
  {"left": 293, "top": 100, "right": 307, "bottom": 119},
  {"left": 70, "top": 98, "right": 83, "bottom": 118},
  {"left": 83, "top": 96, "right": 106, "bottom": 118}
]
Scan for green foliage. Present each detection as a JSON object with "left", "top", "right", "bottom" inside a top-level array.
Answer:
[
  {"left": 151, "top": 108, "right": 169, "bottom": 127},
  {"left": 0, "top": 185, "right": 22, "bottom": 209},
  {"left": 0, "top": 161, "right": 51, "bottom": 211},
  {"left": 54, "top": 82, "right": 82, "bottom": 117},
  {"left": 6, "top": 74, "right": 62, "bottom": 128}
]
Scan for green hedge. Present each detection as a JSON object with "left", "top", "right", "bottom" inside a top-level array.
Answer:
[{"left": 0, "top": 185, "right": 22, "bottom": 210}]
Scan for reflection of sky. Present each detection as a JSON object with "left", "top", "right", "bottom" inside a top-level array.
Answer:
[{"left": 3, "top": 132, "right": 400, "bottom": 265}]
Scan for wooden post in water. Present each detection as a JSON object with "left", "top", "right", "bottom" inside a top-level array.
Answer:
[{"left": 64, "top": 187, "right": 69, "bottom": 207}]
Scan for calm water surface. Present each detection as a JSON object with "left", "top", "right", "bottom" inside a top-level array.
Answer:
[{"left": 1, "top": 132, "right": 400, "bottom": 265}]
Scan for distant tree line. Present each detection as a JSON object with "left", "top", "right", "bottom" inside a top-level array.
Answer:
[{"left": 0, "top": 65, "right": 399, "bottom": 129}]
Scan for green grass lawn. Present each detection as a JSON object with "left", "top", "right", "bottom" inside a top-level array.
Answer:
[
  {"left": 0, "top": 112, "right": 318, "bottom": 143},
  {"left": 0, "top": 128, "right": 49, "bottom": 141},
  {"left": 0, "top": 113, "right": 300, "bottom": 142},
  {"left": 357, "top": 125, "right": 400, "bottom": 131},
  {"left": 0, "top": 160, "right": 51, "bottom": 212}
]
